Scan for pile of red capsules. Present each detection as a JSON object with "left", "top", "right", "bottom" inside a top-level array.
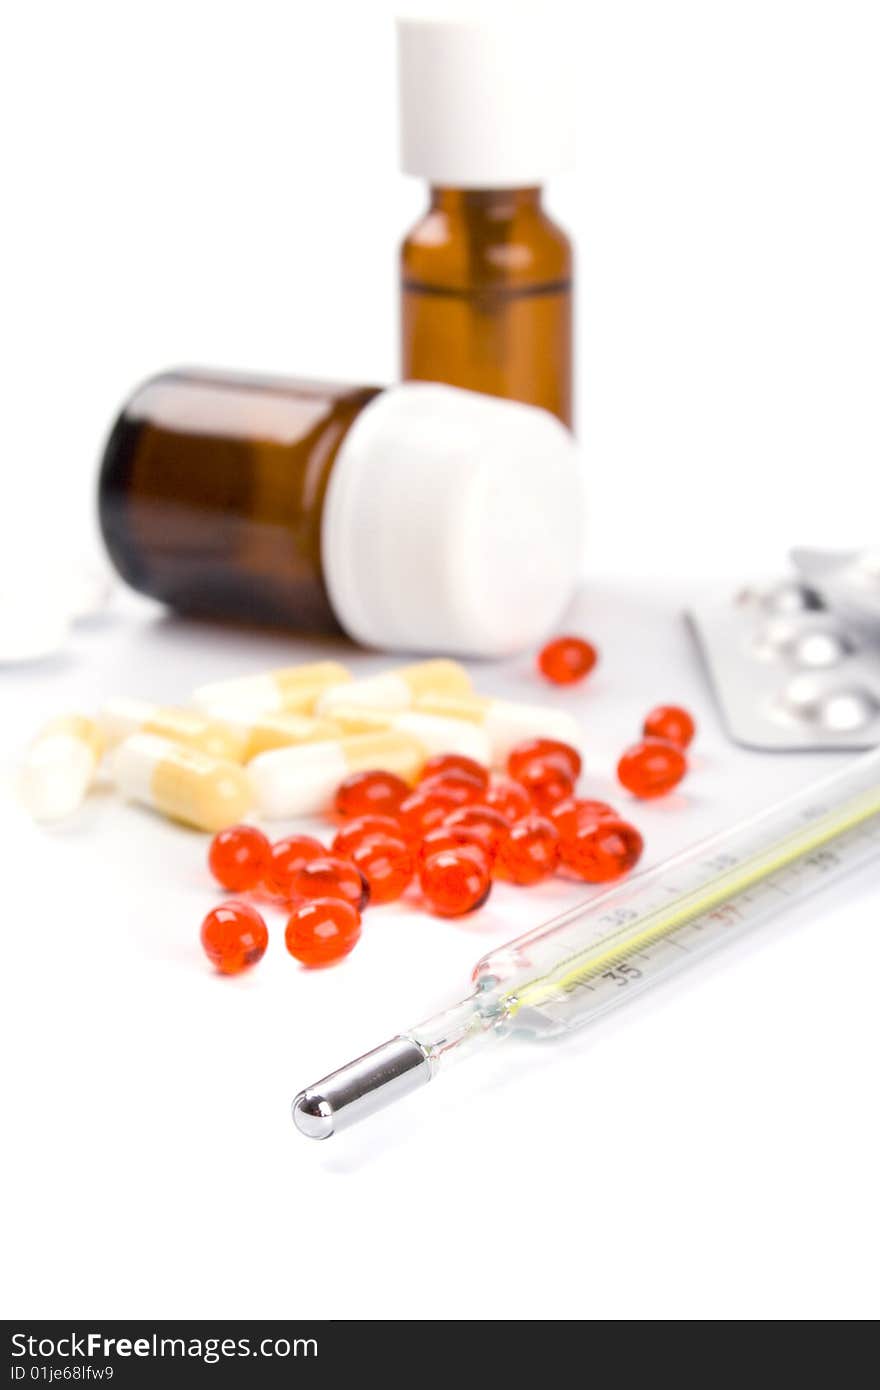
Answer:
[{"left": 199, "top": 647, "right": 696, "bottom": 974}]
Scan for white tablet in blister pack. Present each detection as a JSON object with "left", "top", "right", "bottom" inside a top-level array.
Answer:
[{"left": 689, "top": 548, "right": 880, "bottom": 751}]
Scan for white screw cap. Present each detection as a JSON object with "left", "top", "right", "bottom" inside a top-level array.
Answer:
[
  {"left": 322, "top": 382, "right": 584, "bottom": 658},
  {"left": 397, "top": 10, "right": 574, "bottom": 188}
]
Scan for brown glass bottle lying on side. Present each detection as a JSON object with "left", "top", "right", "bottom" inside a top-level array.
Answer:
[
  {"left": 98, "top": 369, "right": 583, "bottom": 658},
  {"left": 99, "top": 370, "right": 378, "bottom": 633}
]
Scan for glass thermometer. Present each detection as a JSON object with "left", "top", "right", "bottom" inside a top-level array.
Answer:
[{"left": 293, "top": 747, "right": 880, "bottom": 1138}]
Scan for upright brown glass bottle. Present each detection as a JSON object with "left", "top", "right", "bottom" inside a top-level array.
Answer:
[
  {"left": 397, "top": 15, "right": 575, "bottom": 427},
  {"left": 401, "top": 187, "right": 573, "bottom": 427}
]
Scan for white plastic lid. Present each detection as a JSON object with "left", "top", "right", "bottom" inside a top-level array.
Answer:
[
  {"left": 322, "top": 383, "right": 583, "bottom": 658},
  {"left": 397, "top": 10, "right": 574, "bottom": 188}
]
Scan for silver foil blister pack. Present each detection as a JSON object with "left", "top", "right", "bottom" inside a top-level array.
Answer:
[{"left": 689, "top": 546, "right": 880, "bottom": 751}]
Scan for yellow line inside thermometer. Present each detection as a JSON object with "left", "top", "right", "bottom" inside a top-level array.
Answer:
[
  {"left": 293, "top": 750, "right": 880, "bottom": 1139},
  {"left": 508, "top": 783, "right": 880, "bottom": 1014}
]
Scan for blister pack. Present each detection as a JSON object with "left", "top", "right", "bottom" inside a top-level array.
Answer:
[{"left": 689, "top": 547, "right": 880, "bottom": 751}]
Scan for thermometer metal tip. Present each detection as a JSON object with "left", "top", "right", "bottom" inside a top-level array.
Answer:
[
  {"left": 293, "top": 750, "right": 880, "bottom": 1141},
  {"left": 291, "top": 1092, "right": 335, "bottom": 1141},
  {"left": 292, "top": 1036, "right": 431, "bottom": 1139}
]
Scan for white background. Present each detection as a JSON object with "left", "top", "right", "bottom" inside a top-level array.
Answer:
[{"left": 2, "top": 0, "right": 879, "bottom": 1322}]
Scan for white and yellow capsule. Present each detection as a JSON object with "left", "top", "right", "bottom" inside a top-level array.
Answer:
[
  {"left": 192, "top": 661, "right": 351, "bottom": 718},
  {"left": 328, "top": 705, "right": 490, "bottom": 765},
  {"left": 211, "top": 709, "right": 344, "bottom": 762},
  {"left": 98, "top": 697, "right": 249, "bottom": 762},
  {"left": 414, "top": 692, "right": 583, "bottom": 766},
  {"left": 19, "top": 715, "right": 104, "bottom": 822},
  {"left": 248, "top": 730, "right": 428, "bottom": 819},
  {"left": 316, "top": 659, "right": 471, "bottom": 717},
  {"left": 113, "top": 733, "right": 252, "bottom": 831}
]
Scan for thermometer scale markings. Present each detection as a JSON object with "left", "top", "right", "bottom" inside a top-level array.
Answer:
[
  {"left": 506, "top": 788, "right": 880, "bottom": 1015},
  {"left": 293, "top": 748, "right": 880, "bottom": 1139}
]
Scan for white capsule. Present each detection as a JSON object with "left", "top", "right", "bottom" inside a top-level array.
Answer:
[
  {"left": 207, "top": 708, "right": 343, "bottom": 762},
  {"left": 19, "top": 716, "right": 104, "bottom": 822},
  {"left": 414, "top": 692, "right": 583, "bottom": 766},
  {"left": 329, "top": 706, "right": 490, "bottom": 765},
  {"left": 316, "top": 659, "right": 471, "bottom": 716},
  {"left": 248, "top": 730, "right": 426, "bottom": 819},
  {"left": 113, "top": 733, "right": 252, "bottom": 831},
  {"left": 98, "top": 696, "right": 249, "bottom": 761},
  {"left": 192, "top": 661, "right": 351, "bottom": 718},
  {"left": 98, "top": 695, "right": 155, "bottom": 745}
]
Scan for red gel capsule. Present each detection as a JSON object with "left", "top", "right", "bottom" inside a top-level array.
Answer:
[
  {"left": 643, "top": 705, "right": 696, "bottom": 750},
  {"left": 507, "top": 737, "right": 582, "bottom": 781},
  {"left": 351, "top": 834, "right": 414, "bottom": 905},
  {"left": 444, "top": 804, "right": 510, "bottom": 857},
  {"left": 419, "top": 849, "right": 492, "bottom": 917},
  {"left": 618, "top": 739, "right": 688, "bottom": 799},
  {"left": 284, "top": 898, "right": 361, "bottom": 967},
  {"left": 549, "top": 797, "right": 618, "bottom": 842},
  {"left": 484, "top": 777, "right": 533, "bottom": 824},
  {"left": 335, "top": 768, "right": 410, "bottom": 819},
  {"left": 560, "top": 818, "right": 644, "bottom": 883},
  {"left": 208, "top": 824, "right": 271, "bottom": 892},
  {"left": 200, "top": 901, "right": 268, "bottom": 975},
  {"left": 538, "top": 635, "right": 598, "bottom": 686},
  {"left": 419, "top": 753, "right": 489, "bottom": 790},
  {"left": 497, "top": 816, "right": 560, "bottom": 886},
  {"left": 332, "top": 815, "right": 407, "bottom": 857},
  {"left": 514, "top": 757, "right": 575, "bottom": 812},
  {"left": 418, "top": 826, "right": 495, "bottom": 871},
  {"left": 419, "top": 769, "right": 486, "bottom": 808},
  {"left": 294, "top": 855, "right": 371, "bottom": 911},
  {"left": 398, "top": 787, "right": 462, "bottom": 840},
  {"left": 264, "top": 834, "right": 326, "bottom": 898}
]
